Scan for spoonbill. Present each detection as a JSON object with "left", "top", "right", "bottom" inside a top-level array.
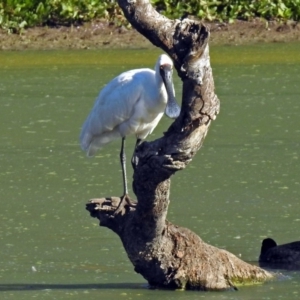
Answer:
[{"left": 80, "top": 54, "right": 180, "bottom": 209}]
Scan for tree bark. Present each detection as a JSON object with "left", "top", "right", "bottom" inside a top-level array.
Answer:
[{"left": 86, "top": 0, "right": 274, "bottom": 290}]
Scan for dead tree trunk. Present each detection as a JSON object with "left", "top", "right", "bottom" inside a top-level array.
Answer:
[{"left": 86, "top": 0, "right": 274, "bottom": 290}]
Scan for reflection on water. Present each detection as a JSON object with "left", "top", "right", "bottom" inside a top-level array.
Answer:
[{"left": 0, "top": 44, "right": 300, "bottom": 299}]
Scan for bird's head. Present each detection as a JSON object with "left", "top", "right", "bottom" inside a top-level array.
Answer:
[{"left": 261, "top": 238, "right": 277, "bottom": 255}]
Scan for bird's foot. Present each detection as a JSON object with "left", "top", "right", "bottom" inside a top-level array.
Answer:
[{"left": 114, "top": 194, "right": 137, "bottom": 215}]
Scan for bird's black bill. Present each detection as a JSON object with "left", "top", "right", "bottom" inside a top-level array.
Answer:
[{"left": 160, "top": 64, "right": 181, "bottom": 119}]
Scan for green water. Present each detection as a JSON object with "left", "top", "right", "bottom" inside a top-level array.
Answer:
[{"left": 0, "top": 43, "right": 300, "bottom": 299}]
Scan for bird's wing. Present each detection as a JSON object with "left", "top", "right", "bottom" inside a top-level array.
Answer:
[
  {"left": 283, "top": 242, "right": 300, "bottom": 252},
  {"left": 90, "top": 70, "right": 146, "bottom": 132},
  {"left": 80, "top": 69, "right": 152, "bottom": 150}
]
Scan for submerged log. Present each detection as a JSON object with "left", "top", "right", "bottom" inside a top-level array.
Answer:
[{"left": 85, "top": 0, "right": 273, "bottom": 290}]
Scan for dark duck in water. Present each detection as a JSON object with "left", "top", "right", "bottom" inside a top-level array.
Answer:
[{"left": 259, "top": 238, "right": 300, "bottom": 270}]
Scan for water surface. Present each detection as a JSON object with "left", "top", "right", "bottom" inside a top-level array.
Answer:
[{"left": 0, "top": 43, "right": 300, "bottom": 299}]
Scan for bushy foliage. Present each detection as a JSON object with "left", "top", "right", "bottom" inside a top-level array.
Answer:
[
  {"left": 152, "top": 0, "right": 300, "bottom": 23},
  {"left": 1, "top": 0, "right": 300, "bottom": 33},
  {"left": 0, "top": 0, "right": 119, "bottom": 33}
]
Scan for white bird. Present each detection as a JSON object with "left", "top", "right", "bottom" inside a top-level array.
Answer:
[{"left": 80, "top": 54, "right": 180, "bottom": 207}]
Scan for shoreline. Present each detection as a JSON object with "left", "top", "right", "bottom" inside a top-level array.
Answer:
[{"left": 1, "top": 19, "right": 300, "bottom": 51}]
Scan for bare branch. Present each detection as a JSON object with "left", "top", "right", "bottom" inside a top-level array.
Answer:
[{"left": 85, "top": 0, "right": 274, "bottom": 290}]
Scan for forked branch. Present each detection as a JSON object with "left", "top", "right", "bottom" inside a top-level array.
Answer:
[{"left": 86, "top": 0, "right": 274, "bottom": 290}]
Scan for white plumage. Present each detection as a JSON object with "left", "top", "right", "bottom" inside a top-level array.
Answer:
[{"left": 80, "top": 54, "right": 180, "bottom": 200}]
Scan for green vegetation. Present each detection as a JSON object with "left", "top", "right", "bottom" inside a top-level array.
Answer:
[
  {"left": 0, "top": 0, "right": 123, "bottom": 32},
  {"left": 153, "top": 0, "right": 300, "bottom": 22},
  {"left": 1, "top": 0, "right": 300, "bottom": 33}
]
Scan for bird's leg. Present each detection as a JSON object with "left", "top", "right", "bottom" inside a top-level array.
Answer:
[
  {"left": 120, "top": 136, "right": 128, "bottom": 196},
  {"left": 131, "top": 138, "right": 142, "bottom": 169},
  {"left": 114, "top": 137, "right": 136, "bottom": 215}
]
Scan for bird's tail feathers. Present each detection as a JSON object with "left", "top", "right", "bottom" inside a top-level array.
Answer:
[
  {"left": 86, "top": 144, "right": 101, "bottom": 157},
  {"left": 80, "top": 132, "right": 92, "bottom": 152},
  {"left": 84, "top": 130, "right": 121, "bottom": 157}
]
